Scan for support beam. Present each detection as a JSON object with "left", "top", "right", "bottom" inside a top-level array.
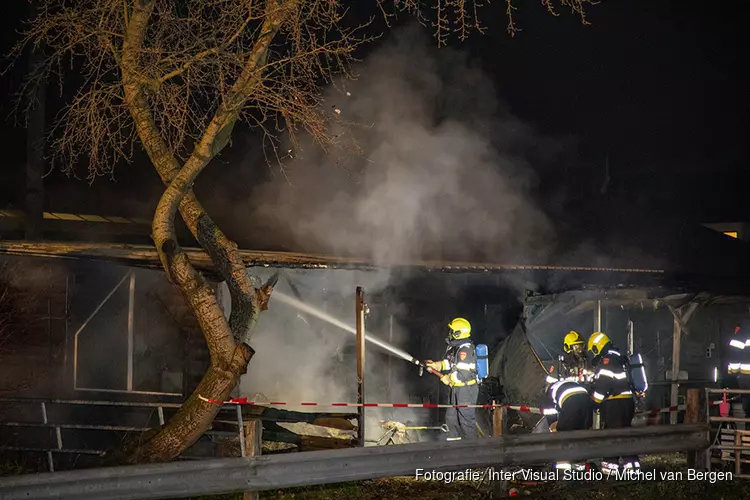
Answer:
[
  {"left": 671, "top": 315, "right": 681, "bottom": 425},
  {"left": 127, "top": 273, "right": 135, "bottom": 392},
  {"left": 670, "top": 302, "right": 698, "bottom": 425},
  {"left": 0, "top": 425, "right": 709, "bottom": 500},
  {"left": 627, "top": 320, "right": 634, "bottom": 356},
  {"left": 242, "top": 420, "right": 262, "bottom": 500},
  {"left": 492, "top": 401, "right": 504, "bottom": 437},
  {"left": 594, "top": 300, "right": 602, "bottom": 332},
  {"left": 593, "top": 300, "right": 602, "bottom": 429},
  {"left": 685, "top": 389, "right": 708, "bottom": 470},
  {"left": 355, "top": 287, "right": 366, "bottom": 448},
  {"left": 24, "top": 8, "right": 46, "bottom": 242},
  {"left": 387, "top": 314, "right": 393, "bottom": 402}
]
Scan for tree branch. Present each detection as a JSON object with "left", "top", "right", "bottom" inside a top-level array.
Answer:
[
  {"left": 121, "top": 0, "right": 238, "bottom": 363},
  {"left": 157, "top": 47, "right": 219, "bottom": 84},
  {"left": 153, "top": 0, "right": 294, "bottom": 345},
  {"left": 119, "top": 0, "right": 263, "bottom": 348}
]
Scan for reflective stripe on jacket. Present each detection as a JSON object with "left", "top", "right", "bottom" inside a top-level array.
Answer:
[
  {"left": 591, "top": 349, "right": 632, "bottom": 403},
  {"left": 728, "top": 337, "right": 750, "bottom": 375},
  {"left": 439, "top": 341, "right": 477, "bottom": 387}
]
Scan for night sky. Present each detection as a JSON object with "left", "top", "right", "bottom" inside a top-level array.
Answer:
[{"left": 0, "top": 0, "right": 748, "bottom": 224}]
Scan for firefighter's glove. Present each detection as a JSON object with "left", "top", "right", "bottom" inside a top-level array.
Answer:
[
  {"left": 440, "top": 374, "right": 452, "bottom": 386},
  {"left": 549, "top": 421, "right": 558, "bottom": 433},
  {"left": 425, "top": 360, "right": 442, "bottom": 371}
]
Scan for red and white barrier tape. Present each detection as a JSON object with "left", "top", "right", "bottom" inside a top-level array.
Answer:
[
  {"left": 504, "top": 405, "right": 546, "bottom": 414},
  {"left": 637, "top": 404, "right": 685, "bottom": 416},
  {"left": 637, "top": 398, "right": 734, "bottom": 416},
  {"left": 199, "top": 396, "right": 734, "bottom": 415},
  {"left": 198, "top": 396, "right": 501, "bottom": 409}
]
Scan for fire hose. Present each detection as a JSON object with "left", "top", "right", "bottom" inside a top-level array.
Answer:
[
  {"left": 405, "top": 424, "right": 449, "bottom": 433},
  {"left": 414, "top": 359, "right": 443, "bottom": 378}
]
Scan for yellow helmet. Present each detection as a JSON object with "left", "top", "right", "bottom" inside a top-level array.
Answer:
[
  {"left": 448, "top": 317, "right": 471, "bottom": 340},
  {"left": 588, "top": 332, "right": 611, "bottom": 356},
  {"left": 563, "top": 331, "right": 584, "bottom": 353}
]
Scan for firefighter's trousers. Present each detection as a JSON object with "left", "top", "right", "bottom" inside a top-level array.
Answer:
[
  {"left": 739, "top": 376, "right": 750, "bottom": 418},
  {"left": 446, "top": 384, "right": 479, "bottom": 440},
  {"left": 600, "top": 397, "right": 637, "bottom": 470},
  {"left": 557, "top": 393, "right": 593, "bottom": 432},
  {"left": 555, "top": 393, "right": 592, "bottom": 472}
]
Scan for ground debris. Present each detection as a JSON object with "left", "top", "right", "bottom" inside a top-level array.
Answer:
[
  {"left": 262, "top": 441, "right": 296, "bottom": 453},
  {"left": 380, "top": 420, "right": 407, "bottom": 434},
  {"left": 279, "top": 421, "right": 354, "bottom": 439}
]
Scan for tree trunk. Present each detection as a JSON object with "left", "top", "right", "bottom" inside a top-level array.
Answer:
[
  {"left": 116, "top": 0, "right": 290, "bottom": 463},
  {"left": 125, "top": 345, "right": 253, "bottom": 463}
]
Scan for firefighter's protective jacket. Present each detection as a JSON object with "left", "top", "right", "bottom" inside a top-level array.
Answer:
[
  {"left": 545, "top": 379, "right": 589, "bottom": 416},
  {"left": 728, "top": 334, "right": 750, "bottom": 377},
  {"left": 439, "top": 339, "right": 478, "bottom": 387},
  {"left": 591, "top": 349, "right": 633, "bottom": 404}
]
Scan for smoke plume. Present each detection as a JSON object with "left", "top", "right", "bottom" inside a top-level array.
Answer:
[
  {"left": 242, "top": 25, "right": 557, "bottom": 265},
  {"left": 228, "top": 25, "right": 569, "bottom": 442}
]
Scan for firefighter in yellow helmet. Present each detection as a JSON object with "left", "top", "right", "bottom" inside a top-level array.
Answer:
[
  {"left": 541, "top": 331, "right": 593, "bottom": 472},
  {"left": 425, "top": 318, "right": 479, "bottom": 441},
  {"left": 587, "top": 332, "right": 639, "bottom": 474},
  {"left": 561, "top": 331, "right": 593, "bottom": 383}
]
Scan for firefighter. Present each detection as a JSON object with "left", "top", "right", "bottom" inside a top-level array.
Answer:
[
  {"left": 727, "top": 325, "right": 750, "bottom": 418},
  {"left": 545, "top": 376, "right": 592, "bottom": 472},
  {"left": 561, "top": 331, "right": 594, "bottom": 383},
  {"left": 425, "top": 317, "right": 479, "bottom": 441},
  {"left": 588, "top": 331, "right": 640, "bottom": 475}
]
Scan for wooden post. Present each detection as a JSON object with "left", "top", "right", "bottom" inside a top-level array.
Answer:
[
  {"left": 355, "top": 287, "right": 366, "bottom": 447},
  {"left": 492, "top": 401, "right": 504, "bottom": 437},
  {"left": 734, "top": 429, "right": 742, "bottom": 476},
  {"left": 594, "top": 300, "right": 602, "bottom": 333},
  {"left": 626, "top": 320, "right": 634, "bottom": 357},
  {"left": 242, "top": 419, "right": 262, "bottom": 500},
  {"left": 490, "top": 401, "right": 506, "bottom": 499},
  {"left": 388, "top": 314, "right": 393, "bottom": 402},
  {"left": 685, "top": 388, "right": 708, "bottom": 470},
  {"left": 670, "top": 303, "right": 699, "bottom": 425},
  {"left": 593, "top": 301, "right": 602, "bottom": 429},
  {"left": 24, "top": 11, "right": 46, "bottom": 242},
  {"left": 670, "top": 315, "right": 681, "bottom": 425}
]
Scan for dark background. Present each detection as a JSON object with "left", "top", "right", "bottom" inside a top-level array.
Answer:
[{"left": 0, "top": 0, "right": 747, "bottom": 229}]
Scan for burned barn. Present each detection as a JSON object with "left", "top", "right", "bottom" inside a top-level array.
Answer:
[
  {"left": 486, "top": 208, "right": 750, "bottom": 431},
  {"left": 1, "top": 206, "right": 750, "bottom": 471},
  {"left": 0, "top": 260, "right": 193, "bottom": 398}
]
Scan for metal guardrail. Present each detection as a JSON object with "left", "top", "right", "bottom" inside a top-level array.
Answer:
[{"left": 0, "top": 424, "right": 709, "bottom": 500}]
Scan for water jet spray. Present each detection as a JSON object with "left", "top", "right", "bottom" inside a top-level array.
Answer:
[{"left": 272, "top": 291, "right": 441, "bottom": 377}]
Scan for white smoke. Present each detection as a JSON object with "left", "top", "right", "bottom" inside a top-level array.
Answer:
[
  {"left": 229, "top": 267, "right": 424, "bottom": 443},
  {"left": 225, "top": 24, "right": 569, "bottom": 442},
  {"left": 236, "top": 25, "right": 558, "bottom": 264}
]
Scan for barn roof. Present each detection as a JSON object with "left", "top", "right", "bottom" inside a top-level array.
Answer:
[
  {"left": 2, "top": 203, "right": 750, "bottom": 294},
  {"left": 0, "top": 240, "right": 664, "bottom": 275}
]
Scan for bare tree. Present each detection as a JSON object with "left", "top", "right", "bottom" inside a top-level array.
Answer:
[{"left": 9, "top": 0, "right": 594, "bottom": 463}]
